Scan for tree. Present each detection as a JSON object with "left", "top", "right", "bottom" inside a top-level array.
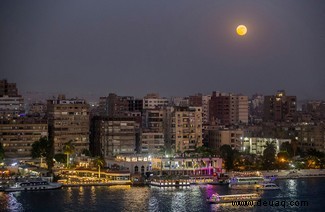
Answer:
[
  {"left": 280, "top": 142, "right": 294, "bottom": 158},
  {"left": 262, "top": 142, "right": 276, "bottom": 170},
  {"left": 0, "top": 142, "right": 5, "bottom": 161},
  {"left": 31, "top": 137, "right": 54, "bottom": 173},
  {"left": 93, "top": 156, "right": 105, "bottom": 178},
  {"left": 307, "top": 148, "right": 324, "bottom": 159},
  {"left": 195, "top": 146, "right": 216, "bottom": 157},
  {"left": 31, "top": 137, "right": 48, "bottom": 167},
  {"left": 31, "top": 138, "right": 45, "bottom": 158},
  {"left": 220, "top": 145, "right": 235, "bottom": 171},
  {"left": 63, "top": 140, "right": 75, "bottom": 168},
  {"left": 93, "top": 156, "right": 105, "bottom": 168},
  {"left": 277, "top": 151, "right": 290, "bottom": 169}
]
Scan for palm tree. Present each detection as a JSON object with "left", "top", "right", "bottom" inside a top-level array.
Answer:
[
  {"left": 63, "top": 140, "right": 75, "bottom": 168},
  {"left": 93, "top": 156, "right": 105, "bottom": 178}
]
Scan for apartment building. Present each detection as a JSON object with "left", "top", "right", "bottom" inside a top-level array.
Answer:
[
  {"left": 143, "top": 93, "right": 169, "bottom": 109},
  {"left": 0, "top": 117, "right": 47, "bottom": 158},
  {"left": 209, "top": 92, "right": 248, "bottom": 125},
  {"left": 90, "top": 116, "right": 137, "bottom": 157},
  {"left": 47, "top": 95, "right": 90, "bottom": 154},
  {"left": 166, "top": 106, "right": 203, "bottom": 153},
  {"left": 264, "top": 90, "right": 297, "bottom": 122}
]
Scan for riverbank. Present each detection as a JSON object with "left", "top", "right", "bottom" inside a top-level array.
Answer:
[
  {"left": 260, "top": 169, "right": 325, "bottom": 179},
  {"left": 61, "top": 181, "right": 132, "bottom": 187}
]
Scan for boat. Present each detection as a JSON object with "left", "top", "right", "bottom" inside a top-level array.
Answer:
[
  {"left": 229, "top": 176, "right": 270, "bottom": 185},
  {"left": 256, "top": 182, "right": 280, "bottom": 190},
  {"left": 208, "top": 180, "right": 229, "bottom": 185},
  {"left": 207, "top": 192, "right": 260, "bottom": 204},
  {"left": 149, "top": 178, "right": 190, "bottom": 187},
  {"left": 4, "top": 179, "right": 62, "bottom": 192}
]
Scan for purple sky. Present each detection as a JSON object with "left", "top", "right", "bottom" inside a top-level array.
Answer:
[{"left": 1, "top": 0, "right": 325, "bottom": 100}]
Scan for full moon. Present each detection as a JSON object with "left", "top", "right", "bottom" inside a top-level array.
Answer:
[{"left": 236, "top": 25, "right": 247, "bottom": 36}]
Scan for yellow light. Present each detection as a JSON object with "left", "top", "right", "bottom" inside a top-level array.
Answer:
[{"left": 236, "top": 25, "right": 247, "bottom": 36}]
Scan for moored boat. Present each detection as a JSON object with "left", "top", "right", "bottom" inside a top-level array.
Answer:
[
  {"left": 4, "top": 179, "right": 62, "bottom": 192},
  {"left": 256, "top": 182, "right": 280, "bottom": 190},
  {"left": 149, "top": 178, "right": 190, "bottom": 187},
  {"left": 207, "top": 193, "right": 260, "bottom": 204}
]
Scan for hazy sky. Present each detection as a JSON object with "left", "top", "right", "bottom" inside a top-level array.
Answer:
[{"left": 1, "top": 0, "right": 325, "bottom": 100}]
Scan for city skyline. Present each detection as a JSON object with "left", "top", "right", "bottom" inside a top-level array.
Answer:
[{"left": 1, "top": 0, "right": 325, "bottom": 100}]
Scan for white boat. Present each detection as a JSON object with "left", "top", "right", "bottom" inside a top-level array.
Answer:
[
  {"left": 229, "top": 176, "right": 269, "bottom": 185},
  {"left": 4, "top": 179, "right": 62, "bottom": 192},
  {"left": 149, "top": 179, "right": 190, "bottom": 187},
  {"left": 256, "top": 183, "right": 280, "bottom": 190},
  {"left": 207, "top": 193, "right": 260, "bottom": 204}
]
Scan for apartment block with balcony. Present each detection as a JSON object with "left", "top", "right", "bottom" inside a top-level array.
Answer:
[
  {"left": 90, "top": 116, "right": 137, "bottom": 157},
  {"left": 141, "top": 131, "right": 165, "bottom": 154},
  {"left": 166, "top": 106, "right": 203, "bottom": 153},
  {"left": 209, "top": 92, "right": 248, "bottom": 125},
  {"left": 142, "top": 108, "right": 166, "bottom": 133},
  {"left": 0, "top": 117, "right": 48, "bottom": 158},
  {"left": 47, "top": 95, "right": 90, "bottom": 154},
  {"left": 143, "top": 93, "right": 169, "bottom": 109},
  {"left": 0, "top": 79, "right": 24, "bottom": 120}
]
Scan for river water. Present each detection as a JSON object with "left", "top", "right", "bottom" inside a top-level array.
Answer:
[{"left": 1, "top": 178, "right": 324, "bottom": 211}]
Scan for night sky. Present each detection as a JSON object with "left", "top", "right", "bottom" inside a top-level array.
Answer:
[{"left": 1, "top": 0, "right": 325, "bottom": 100}]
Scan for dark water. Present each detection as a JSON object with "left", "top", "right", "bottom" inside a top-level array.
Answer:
[{"left": 1, "top": 178, "right": 325, "bottom": 212}]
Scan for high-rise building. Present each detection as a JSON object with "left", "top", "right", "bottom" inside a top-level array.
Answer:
[
  {"left": 141, "top": 130, "right": 165, "bottom": 154},
  {"left": 209, "top": 92, "right": 248, "bottom": 125},
  {"left": 189, "top": 94, "right": 203, "bottom": 107},
  {"left": 0, "top": 80, "right": 24, "bottom": 120},
  {"left": 142, "top": 109, "right": 166, "bottom": 133},
  {"left": 128, "top": 98, "right": 143, "bottom": 112},
  {"left": 296, "top": 122, "right": 325, "bottom": 152},
  {"left": 249, "top": 94, "right": 264, "bottom": 123},
  {"left": 170, "top": 96, "right": 189, "bottom": 107},
  {"left": 106, "top": 93, "right": 130, "bottom": 117},
  {"left": 0, "top": 96, "right": 24, "bottom": 120},
  {"left": 166, "top": 106, "right": 203, "bottom": 153},
  {"left": 205, "top": 128, "right": 244, "bottom": 150},
  {"left": 263, "top": 90, "right": 297, "bottom": 122},
  {"left": 27, "top": 102, "right": 47, "bottom": 117},
  {"left": 202, "top": 95, "right": 211, "bottom": 124},
  {"left": 90, "top": 116, "right": 137, "bottom": 157},
  {"left": 143, "top": 93, "right": 169, "bottom": 109},
  {"left": 0, "top": 117, "right": 48, "bottom": 158},
  {"left": 47, "top": 95, "right": 90, "bottom": 154},
  {"left": 98, "top": 94, "right": 142, "bottom": 116}
]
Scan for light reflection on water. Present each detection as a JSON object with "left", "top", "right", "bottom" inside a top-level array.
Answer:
[
  {"left": 78, "top": 186, "right": 84, "bottom": 205},
  {"left": 0, "top": 178, "right": 324, "bottom": 211},
  {"left": 90, "top": 186, "right": 96, "bottom": 206},
  {"left": 0, "top": 192, "right": 23, "bottom": 212}
]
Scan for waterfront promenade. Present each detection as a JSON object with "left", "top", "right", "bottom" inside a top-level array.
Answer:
[
  {"left": 260, "top": 169, "right": 325, "bottom": 179},
  {"left": 57, "top": 169, "right": 325, "bottom": 187}
]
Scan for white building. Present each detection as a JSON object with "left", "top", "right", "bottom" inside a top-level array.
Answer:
[
  {"left": 241, "top": 137, "right": 291, "bottom": 155},
  {"left": 143, "top": 93, "right": 169, "bottom": 109}
]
